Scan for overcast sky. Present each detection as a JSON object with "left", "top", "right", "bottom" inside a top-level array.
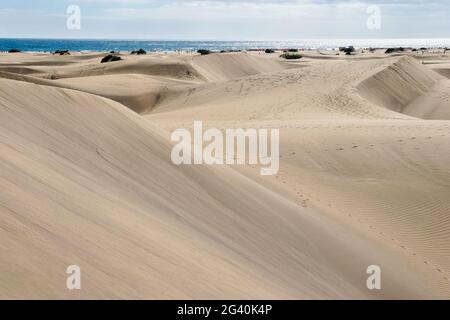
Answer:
[{"left": 0, "top": 0, "right": 449, "bottom": 40}]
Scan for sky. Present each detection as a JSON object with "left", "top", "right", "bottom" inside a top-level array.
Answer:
[{"left": 0, "top": 0, "right": 449, "bottom": 40}]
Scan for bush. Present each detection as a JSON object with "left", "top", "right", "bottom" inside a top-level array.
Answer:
[
  {"left": 343, "top": 46, "right": 355, "bottom": 55},
  {"left": 265, "top": 49, "right": 275, "bottom": 54},
  {"left": 197, "top": 49, "right": 211, "bottom": 55},
  {"left": 385, "top": 47, "right": 406, "bottom": 54},
  {"left": 131, "top": 49, "right": 147, "bottom": 55},
  {"left": 8, "top": 49, "right": 21, "bottom": 53},
  {"left": 219, "top": 49, "right": 241, "bottom": 53},
  {"left": 280, "top": 53, "right": 302, "bottom": 60},
  {"left": 101, "top": 55, "right": 122, "bottom": 63},
  {"left": 53, "top": 50, "right": 70, "bottom": 55}
]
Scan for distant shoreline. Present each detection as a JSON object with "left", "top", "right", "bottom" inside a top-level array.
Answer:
[{"left": 1, "top": 38, "right": 450, "bottom": 53}]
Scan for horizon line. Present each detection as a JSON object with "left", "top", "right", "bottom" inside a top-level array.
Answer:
[{"left": 2, "top": 37, "right": 450, "bottom": 42}]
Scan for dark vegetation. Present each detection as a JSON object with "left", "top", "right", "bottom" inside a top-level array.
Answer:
[{"left": 339, "top": 46, "right": 355, "bottom": 55}]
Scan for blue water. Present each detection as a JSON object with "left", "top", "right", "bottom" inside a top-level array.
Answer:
[{"left": 2, "top": 38, "right": 450, "bottom": 53}]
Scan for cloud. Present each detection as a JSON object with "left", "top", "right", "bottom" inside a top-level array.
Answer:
[{"left": 0, "top": 0, "right": 449, "bottom": 39}]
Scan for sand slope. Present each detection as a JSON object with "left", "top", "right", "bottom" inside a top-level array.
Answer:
[
  {"left": 0, "top": 51, "right": 450, "bottom": 299},
  {"left": 357, "top": 57, "right": 450, "bottom": 119},
  {"left": 1, "top": 78, "right": 434, "bottom": 299}
]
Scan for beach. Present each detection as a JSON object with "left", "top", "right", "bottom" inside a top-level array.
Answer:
[{"left": 1, "top": 48, "right": 450, "bottom": 299}]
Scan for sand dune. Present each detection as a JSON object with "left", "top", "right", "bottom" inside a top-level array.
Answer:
[
  {"left": 357, "top": 57, "right": 450, "bottom": 119},
  {"left": 0, "top": 52, "right": 293, "bottom": 113},
  {"left": 0, "top": 71, "right": 172, "bottom": 113},
  {"left": 190, "top": 52, "right": 293, "bottom": 82},
  {"left": 1, "top": 51, "right": 450, "bottom": 299},
  {"left": 436, "top": 69, "right": 450, "bottom": 79}
]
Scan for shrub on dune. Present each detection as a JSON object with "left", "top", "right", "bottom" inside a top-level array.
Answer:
[
  {"left": 219, "top": 49, "right": 241, "bottom": 53},
  {"left": 339, "top": 46, "right": 355, "bottom": 55},
  {"left": 265, "top": 49, "right": 275, "bottom": 54},
  {"left": 343, "top": 46, "right": 355, "bottom": 55},
  {"left": 101, "top": 55, "right": 122, "bottom": 63},
  {"left": 53, "top": 50, "right": 70, "bottom": 55},
  {"left": 197, "top": 49, "right": 212, "bottom": 55},
  {"left": 131, "top": 49, "right": 147, "bottom": 55}
]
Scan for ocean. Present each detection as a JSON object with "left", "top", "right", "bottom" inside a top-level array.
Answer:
[{"left": 1, "top": 38, "right": 450, "bottom": 53}]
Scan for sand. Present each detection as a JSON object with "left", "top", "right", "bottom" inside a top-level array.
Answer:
[{"left": 0, "top": 50, "right": 449, "bottom": 299}]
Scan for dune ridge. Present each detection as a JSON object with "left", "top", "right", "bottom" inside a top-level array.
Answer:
[{"left": 357, "top": 57, "right": 450, "bottom": 119}]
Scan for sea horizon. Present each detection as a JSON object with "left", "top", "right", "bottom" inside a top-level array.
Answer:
[{"left": 2, "top": 38, "right": 450, "bottom": 53}]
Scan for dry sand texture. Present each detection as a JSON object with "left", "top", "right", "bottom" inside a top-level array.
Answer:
[{"left": 0, "top": 49, "right": 450, "bottom": 299}]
